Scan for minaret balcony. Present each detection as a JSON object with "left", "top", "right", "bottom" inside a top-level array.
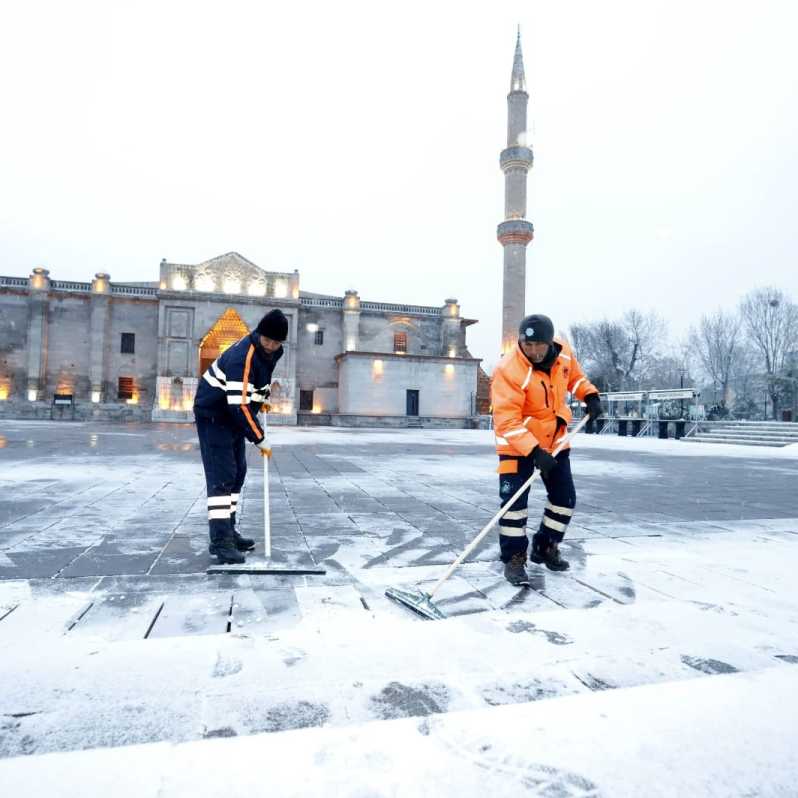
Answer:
[
  {"left": 497, "top": 219, "right": 534, "bottom": 245},
  {"left": 500, "top": 146, "right": 533, "bottom": 172}
]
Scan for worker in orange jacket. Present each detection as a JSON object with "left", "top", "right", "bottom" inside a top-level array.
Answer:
[{"left": 491, "top": 314, "right": 602, "bottom": 585}]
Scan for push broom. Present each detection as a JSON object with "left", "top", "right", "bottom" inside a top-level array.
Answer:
[
  {"left": 208, "top": 411, "right": 326, "bottom": 576},
  {"left": 385, "top": 415, "right": 589, "bottom": 620}
]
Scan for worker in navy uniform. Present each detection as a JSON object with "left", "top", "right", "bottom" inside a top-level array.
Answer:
[{"left": 193, "top": 309, "right": 288, "bottom": 564}]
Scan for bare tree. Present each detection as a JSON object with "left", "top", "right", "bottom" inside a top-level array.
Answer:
[
  {"left": 692, "top": 309, "right": 740, "bottom": 408},
  {"left": 569, "top": 310, "right": 665, "bottom": 391},
  {"left": 740, "top": 287, "right": 798, "bottom": 419}
]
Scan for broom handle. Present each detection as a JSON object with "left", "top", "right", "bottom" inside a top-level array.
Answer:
[
  {"left": 262, "top": 412, "right": 271, "bottom": 560},
  {"left": 428, "top": 414, "right": 590, "bottom": 598}
]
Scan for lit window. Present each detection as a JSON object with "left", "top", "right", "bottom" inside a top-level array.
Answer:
[
  {"left": 118, "top": 376, "right": 135, "bottom": 401},
  {"left": 394, "top": 332, "right": 407, "bottom": 354}
]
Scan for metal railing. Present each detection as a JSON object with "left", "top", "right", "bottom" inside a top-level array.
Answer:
[
  {"left": 50, "top": 280, "right": 92, "bottom": 292},
  {"left": 0, "top": 276, "right": 29, "bottom": 288},
  {"left": 361, "top": 301, "right": 441, "bottom": 316},
  {"left": 300, "top": 297, "right": 443, "bottom": 315},
  {"left": 111, "top": 285, "right": 158, "bottom": 297},
  {"left": 300, "top": 297, "right": 344, "bottom": 308}
]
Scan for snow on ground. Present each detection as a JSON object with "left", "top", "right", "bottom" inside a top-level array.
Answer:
[
  {"left": 1, "top": 646, "right": 796, "bottom": 796},
  {"left": 268, "top": 425, "right": 798, "bottom": 459},
  {"left": 321, "top": 451, "right": 659, "bottom": 481},
  {"left": 1, "top": 420, "right": 797, "bottom": 794}
]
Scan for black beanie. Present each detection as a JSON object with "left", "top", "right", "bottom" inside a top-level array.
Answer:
[
  {"left": 518, "top": 314, "right": 554, "bottom": 344},
  {"left": 256, "top": 309, "right": 288, "bottom": 342}
]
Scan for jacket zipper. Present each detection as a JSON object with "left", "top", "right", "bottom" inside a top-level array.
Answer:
[{"left": 540, "top": 380, "right": 549, "bottom": 408}]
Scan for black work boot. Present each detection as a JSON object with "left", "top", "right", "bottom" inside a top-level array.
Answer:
[
  {"left": 503, "top": 552, "right": 531, "bottom": 586},
  {"left": 209, "top": 531, "right": 246, "bottom": 564},
  {"left": 530, "top": 538, "right": 570, "bottom": 572},
  {"left": 232, "top": 530, "right": 255, "bottom": 552},
  {"left": 229, "top": 511, "right": 255, "bottom": 551}
]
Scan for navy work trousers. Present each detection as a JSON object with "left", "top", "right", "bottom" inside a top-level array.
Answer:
[
  {"left": 195, "top": 414, "right": 247, "bottom": 540},
  {"left": 497, "top": 449, "right": 576, "bottom": 562}
]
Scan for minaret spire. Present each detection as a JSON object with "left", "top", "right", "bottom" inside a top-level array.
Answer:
[
  {"left": 497, "top": 28, "right": 535, "bottom": 354},
  {"left": 511, "top": 26, "right": 526, "bottom": 93}
]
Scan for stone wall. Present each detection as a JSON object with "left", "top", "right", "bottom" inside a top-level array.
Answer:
[
  {"left": 336, "top": 352, "right": 479, "bottom": 418},
  {"left": 295, "top": 306, "right": 342, "bottom": 412},
  {"left": 107, "top": 298, "right": 159, "bottom": 405},
  {"left": 357, "top": 312, "right": 442, "bottom": 357},
  {"left": 0, "top": 290, "right": 29, "bottom": 400},
  {"left": 296, "top": 413, "right": 475, "bottom": 429}
]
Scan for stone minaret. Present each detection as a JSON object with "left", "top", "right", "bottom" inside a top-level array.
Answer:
[{"left": 497, "top": 29, "right": 534, "bottom": 355}]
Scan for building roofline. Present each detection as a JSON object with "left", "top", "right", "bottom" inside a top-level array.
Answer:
[{"left": 335, "top": 351, "right": 481, "bottom": 364}]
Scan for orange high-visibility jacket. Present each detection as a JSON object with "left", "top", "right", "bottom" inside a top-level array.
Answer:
[{"left": 491, "top": 338, "right": 598, "bottom": 457}]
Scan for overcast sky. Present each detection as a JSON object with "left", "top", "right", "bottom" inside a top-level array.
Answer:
[{"left": 1, "top": 0, "right": 797, "bottom": 366}]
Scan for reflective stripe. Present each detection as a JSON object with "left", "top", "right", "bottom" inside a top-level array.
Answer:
[
  {"left": 523, "top": 417, "right": 533, "bottom": 427},
  {"left": 572, "top": 377, "right": 586, "bottom": 394},
  {"left": 543, "top": 517, "right": 567, "bottom": 532},
  {"left": 559, "top": 353, "right": 571, "bottom": 361},
  {"left": 502, "top": 509, "right": 528, "bottom": 521},
  {"left": 208, "top": 508, "right": 231, "bottom": 520},
  {"left": 495, "top": 435, "right": 509, "bottom": 445},
  {"left": 226, "top": 384, "right": 267, "bottom": 401},
  {"left": 204, "top": 371, "right": 224, "bottom": 390},
  {"left": 498, "top": 525, "right": 527, "bottom": 537},
  {"left": 546, "top": 502, "right": 574, "bottom": 517},
  {"left": 240, "top": 345, "right": 264, "bottom": 440},
  {"left": 227, "top": 394, "right": 266, "bottom": 405},
  {"left": 505, "top": 428, "right": 527, "bottom": 438},
  {"left": 211, "top": 361, "right": 226, "bottom": 383},
  {"left": 520, "top": 367, "right": 532, "bottom": 390},
  {"left": 207, "top": 497, "right": 230, "bottom": 508},
  {"left": 230, "top": 493, "right": 240, "bottom": 501}
]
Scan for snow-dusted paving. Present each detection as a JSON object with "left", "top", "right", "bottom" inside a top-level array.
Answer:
[{"left": 1, "top": 420, "right": 797, "bottom": 794}]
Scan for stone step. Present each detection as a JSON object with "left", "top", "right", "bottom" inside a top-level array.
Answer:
[
  {"left": 2, "top": 526, "right": 796, "bottom": 760},
  {"left": 2, "top": 574, "right": 796, "bottom": 758},
  {"left": 693, "top": 430, "right": 798, "bottom": 443},
  {"left": 3, "top": 665, "right": 795, "bottom": 797},
  {"left": 684, "top": 435, "right": 787, "bottom": 447},
  {"left": 706, "top": 420, "right": 798, "bottom": 428},
  {"left": 706, "top": 427, "right": 798, "bottom": 438}
]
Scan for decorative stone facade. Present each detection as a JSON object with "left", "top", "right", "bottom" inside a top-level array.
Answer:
[{"left": 0, "top": 252, "right": 480, "bottom": 426}]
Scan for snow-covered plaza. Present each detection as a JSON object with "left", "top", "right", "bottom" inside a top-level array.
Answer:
[{"left": 1, "top": 420, "right": 797, "bottom": 796}]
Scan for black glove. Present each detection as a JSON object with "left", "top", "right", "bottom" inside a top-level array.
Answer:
[
  {"left": 584, "top": 393, "right": 603, "bottom": 421},
  {"left": 532, "top": 445, "right": 558, "bottom": 477}
]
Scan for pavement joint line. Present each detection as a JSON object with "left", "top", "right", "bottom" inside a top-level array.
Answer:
[
  {"left": 51, "top": 541, "right": 103, "bottom": 580},
  {"left": 143, "top": 601, "right": 166, "bottom": 639},
  {"left": 0, "top": 604, "right": 20, "bottom": 623},
  {"left": 569, "top": 577, "right": 626, "bottom": 605},
  {"left": 65, "top": 601, "right": 95, "bottom": 632},
  {"left": 146, "top": 487, "right": 205, "bottom": 576}
]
